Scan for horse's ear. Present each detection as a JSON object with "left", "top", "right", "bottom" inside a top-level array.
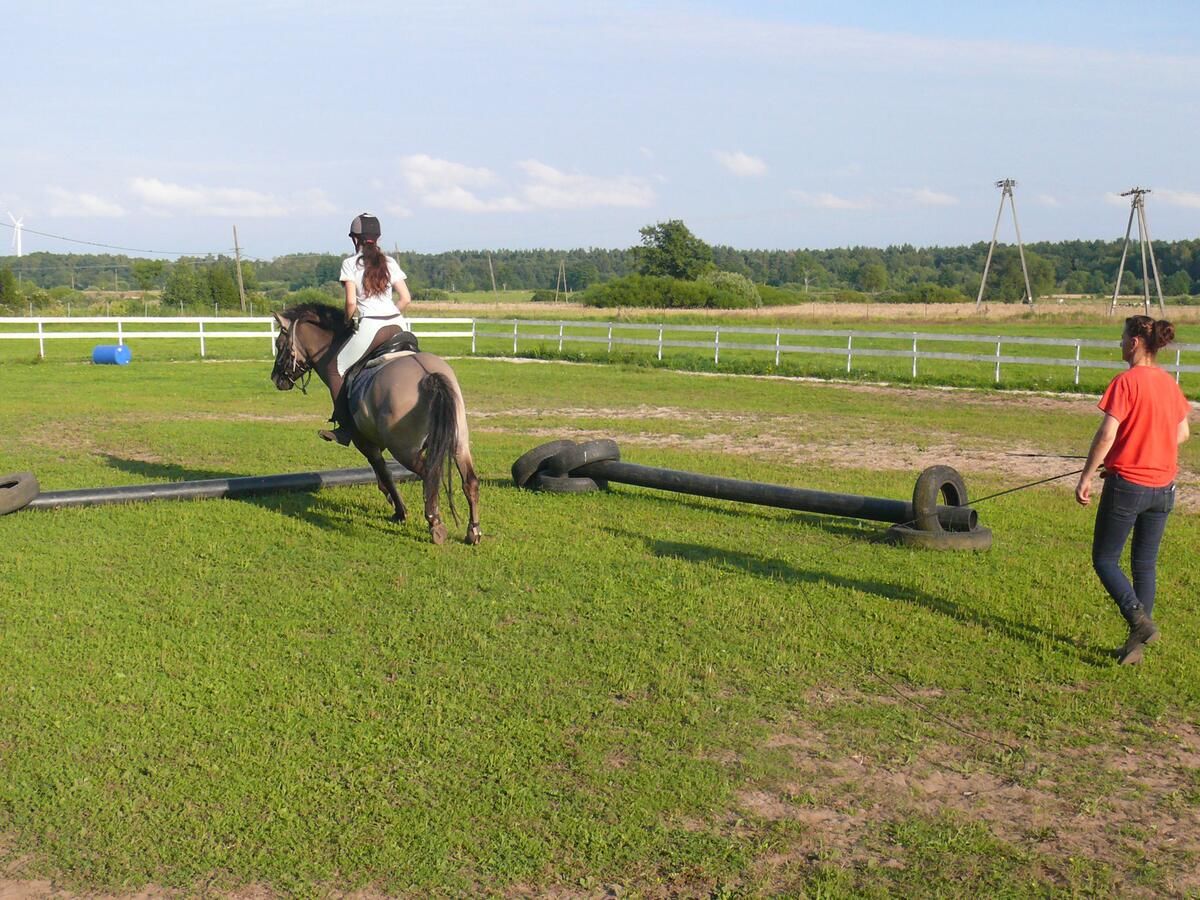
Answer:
[{"left": 273, "top": 312, "right": 291, "bottom": 330}]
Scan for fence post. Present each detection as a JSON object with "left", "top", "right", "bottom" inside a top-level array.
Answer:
[
  {"left": 657, "top": 324, "right": 664, "bottom": 361},
  {"left": 607, "top": 324, "right": 613, "bottom": 354},
  {"left": 117, "top": 320, "right": 124, "bottom": 347},
  {"left": 558, "top": 322, "right": 564, "bottom": 353},
  {"left": 199, "top": 320, "right": 206, "bottom": 358},
  {"left": 1176, "top": 348, "right": 1182, "bottom": 384},
  {"left": 994, "top": 340, "right": 1001, "bottom": 383},
  {"left": 911, "top": 335, "right": 918, "bottom": 379},
  {"left": 471, "top": 319, "right": 477, "bottom": 354},
  {"left": 37, "top": 320, "right": 44, "bottom": 358},
  {"left": 512, "top": 320, "right": 518, "bottom": 354},
  {"left": 774, "top": 330, "right": 781, "bottom": 367},
  {"left": 1074, "top": 342, "right": 1081, "bottom": 385},
  {"left": 846, "top": 334, "right": 853, "bottom": 373},
  {"left": 269, "top": 318, "right": 276, "bottom": 355}
]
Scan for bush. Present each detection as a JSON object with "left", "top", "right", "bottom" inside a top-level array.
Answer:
[
  {"left": 530, "top": 289, "right": 562, "bottom": 303},
  {"left": 758, "top": 284, "right": 808, "bottom": 306},
  {"left": 698, "top": 270, "right": 761, "bottom": 307},
  {"left": 877, "top": 283, "right": 970, "bottom": 304},
  {"left": 287, "top": 287, "right": 339, "bottom": 307},
  {"left": 578, "top": 274, "right": 754, "bottom": 309},
  {"left": 411, "top": 288, "right": 451, "bottom": 303}
]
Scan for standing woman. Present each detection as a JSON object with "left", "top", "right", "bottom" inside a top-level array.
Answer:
[
  {"left": 1076, "top": 315, "right": 1192, "bottom": 665},
  {"left": 320, "top": 213, "right": 413, "bottom": 445}
]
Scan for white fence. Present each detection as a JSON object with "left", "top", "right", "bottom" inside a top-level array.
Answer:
[{"left": 1, "top": 316, "right": 1198, "bottom": 384}]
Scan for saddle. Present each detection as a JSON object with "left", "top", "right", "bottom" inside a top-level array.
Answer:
[{"left": 344, "top": 325, "right": 421, "bottom": 399}]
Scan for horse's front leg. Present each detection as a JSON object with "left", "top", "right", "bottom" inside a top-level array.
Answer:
[{"left": 354, "top": 439, "right": 407, "bottom": 523}]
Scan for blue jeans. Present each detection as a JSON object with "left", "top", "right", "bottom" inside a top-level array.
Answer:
[{"left": 1091, "top": 474, "right": 1176, "bottom": 618}]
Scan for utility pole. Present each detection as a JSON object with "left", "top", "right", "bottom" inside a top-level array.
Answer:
[
  {"left": 554, "top": 259, "right": 567, "bottom": 301},
  {"left": 976, "top": 179, "right": 1034, "bottom": 308},
  {"left": 233, "top": 226, "right": 247, "bottom": 313},
  {"left": 487, "top": 252, "right": 498, "bottom": 293},
  {"left": 1108, "top": 188, "right": 1165, "bottom": 317}
]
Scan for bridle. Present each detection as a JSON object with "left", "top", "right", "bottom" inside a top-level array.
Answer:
[{"left": 273, "top": 322, "right": 314, "bottom": 394}]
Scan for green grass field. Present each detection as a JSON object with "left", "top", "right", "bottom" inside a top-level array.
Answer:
[{"left": 1, "top": 350, "right": 1198, "bottom": 896}]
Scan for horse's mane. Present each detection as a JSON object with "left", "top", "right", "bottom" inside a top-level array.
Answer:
[{"left": 282, "top": 302, "right": 351, "bottom": 339}]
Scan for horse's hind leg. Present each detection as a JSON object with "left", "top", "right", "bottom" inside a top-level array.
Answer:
[
  {"left": 456, "top": 446, "right": 481, "bottom": 545},
  {"left": 356, "top": 440, "right": 407, "bottom": 522},
  {"left": 422, "top": 469, "right": 448, "bottom": 545}
]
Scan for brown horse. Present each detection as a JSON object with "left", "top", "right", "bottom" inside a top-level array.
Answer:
[{"left": 270, "top": 302, "right": 480, "bottom": 545}]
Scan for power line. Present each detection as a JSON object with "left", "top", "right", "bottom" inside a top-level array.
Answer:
[{"left": 0, "top": 218, "right": 230, "bottom": 257}]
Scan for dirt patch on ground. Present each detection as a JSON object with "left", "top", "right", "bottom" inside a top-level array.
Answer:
[{"left": 716, "top": 707, "right": 1200, "bottom": 896}]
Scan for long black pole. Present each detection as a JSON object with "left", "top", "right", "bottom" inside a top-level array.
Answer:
[
  {"left": 577, "top": 460, "right": 977, "bottom": 531},
  {"left": 25, "top": 463, "right": 417, "bottom": 510}
]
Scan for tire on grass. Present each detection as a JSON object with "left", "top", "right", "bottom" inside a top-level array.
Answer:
[
  {"left": 542, "top": 438, "right": 621, "bottom": 477},
  {"left": 512, "top": 440, "right": 578, "bottom": 489},
  {"left": 529, "top": 472, "right": 604, "bottom": 493},
  {"left": 911, "top": 465, "right": 969, "bottom": 533},
  {"left": 886, "top": 524, "right": 992, "bottom": 551},
  {"left": 0, "top": 472, "right": 40, "bottom": 515}
]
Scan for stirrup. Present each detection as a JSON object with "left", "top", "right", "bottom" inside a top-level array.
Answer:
[{"left": 318, "top": 427, "right": 354, "bottom": 446}]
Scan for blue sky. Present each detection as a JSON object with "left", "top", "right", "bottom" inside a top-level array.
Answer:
[{"left": 2, "top": 0, "right": 1198, "bottom": 258}]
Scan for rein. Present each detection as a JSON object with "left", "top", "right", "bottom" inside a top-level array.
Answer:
[{"left": 274, "top": 324, "right": 314, "bottom": 394}]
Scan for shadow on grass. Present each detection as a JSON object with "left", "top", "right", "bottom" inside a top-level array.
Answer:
[
  {"left": 98, "top": 453, "right": 433, "bottom": 540},
  {"left": 617, "top": 531, "right": 1112, "bottom": 667}
]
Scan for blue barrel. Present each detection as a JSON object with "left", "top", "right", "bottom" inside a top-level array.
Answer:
[{"left": 92, "top": 345, "right": 132, "bottom": 365}]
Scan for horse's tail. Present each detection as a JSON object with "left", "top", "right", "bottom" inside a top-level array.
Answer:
[{"left": 421, "top": 371, "right": 459, "bottom": 522}]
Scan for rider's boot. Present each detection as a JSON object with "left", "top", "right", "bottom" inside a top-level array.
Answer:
[{"left": 318, "top": 372, "right": 355, "bottom": 446}]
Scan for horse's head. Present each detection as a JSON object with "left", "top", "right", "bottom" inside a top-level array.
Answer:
[{"left": 271, "top": 312, "right": 310, "bottom": 391}]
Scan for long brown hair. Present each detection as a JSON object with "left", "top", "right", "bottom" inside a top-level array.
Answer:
[
  {"left": 1125, "top": 315, "right": 1176, "bottom": 355},
  {"left": 356, "top": 238, "right": 392, "bottom": 297}
]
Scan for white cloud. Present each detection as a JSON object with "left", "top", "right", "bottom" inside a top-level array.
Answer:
[
  {"left": 47, "top": 187, "right": 125, "bottom": 217},
  {"left": 1034, "top": 193, "right": 1061, "bottom": 207},
  {"left": 1156, "top": 189, "right": 1200, "bottom": 209},
  {"left": 395, "top": 155, "right": 654, "bottom": 213},
  {"left": 791, "top": 190, "right": 872, "bottom": 210},
  {"left": 398, "top": 154, "right": 523, "bottom": 212},
  {"left": 714, "top": 150, "right": 767, "bottom": 177},
  {"left": 129, "top": 177, "right": 334, "bottom": 217},
  {"left": 897, "top": 187, "right": 958, "bottom": 207},
  {"left": 517, "top": 160, "right": 654, "bottom": 209},
  {"left": 1104, "top": 192, "right": 1130, "bottom": 207}
]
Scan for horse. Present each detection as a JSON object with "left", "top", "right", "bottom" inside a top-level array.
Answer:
[{"left": 270, "top": 302, "right": 481, "bottom": 545}]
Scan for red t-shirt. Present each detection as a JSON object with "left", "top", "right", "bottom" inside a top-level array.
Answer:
[{"left": 1099, "top": 365, "right": 1191, "bottom": 487}]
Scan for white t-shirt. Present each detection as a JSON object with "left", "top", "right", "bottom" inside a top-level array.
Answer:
[{"left": 339, "top": 253, "right": 406, "bottom": 317}]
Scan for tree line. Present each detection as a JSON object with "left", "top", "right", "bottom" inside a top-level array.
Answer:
[{"left": 4, "top": 228, "right": 1200, "bottom": 311}]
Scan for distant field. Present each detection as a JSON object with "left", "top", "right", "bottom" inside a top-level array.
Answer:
[{"left": 1, "top": 356, "right": 1198, "bottom": 895}]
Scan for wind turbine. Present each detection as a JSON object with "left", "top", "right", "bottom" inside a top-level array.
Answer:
[{"left": 8, "top": 213, "right": 24, "bottom": 257}]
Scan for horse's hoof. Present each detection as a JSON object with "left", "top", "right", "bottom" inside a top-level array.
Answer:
[
  {"left": 465, "top": 525, "right": 482, "bottom": 545},
  {"left": 391, "top": 511, "right": 406, "bottom": 523},
  {"left": 430, "top": 522, "right": 448, "bottom": 545}
]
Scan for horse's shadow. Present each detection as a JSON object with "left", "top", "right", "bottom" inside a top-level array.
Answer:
[
  {"left": 605, "top": 528, "right": 1113, "bottom": 667},
  {"left": 100, "top": 454, "right": 430, "bottom": 539}
]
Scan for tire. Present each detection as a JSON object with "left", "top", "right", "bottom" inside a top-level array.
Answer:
[
  {"left": 886, "top": 524, "right": 992, "bottom": 551},
  {"left": 512, "top": 440, "right": 578, "bottom": 489},
  {"left": 529, "top": 472, "right": 604, "bottom": 493},
  {"left": 911, "top": 465, "right": 969, "bottom": 533},
  {"left": 542, "top": 438, "right": 621, "bottom": 477},
  {"left": 0, "top": 471, "right": 40, "bottom": 515}
]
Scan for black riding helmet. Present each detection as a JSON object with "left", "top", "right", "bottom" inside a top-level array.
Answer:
[{"left": 349, "top": 213, "right": 382, "bottom": 242}]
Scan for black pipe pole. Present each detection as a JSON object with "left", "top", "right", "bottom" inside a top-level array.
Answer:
[
  {"left": 24, "top": 463, "right": 417, "bottom": 511},
  {"left": 576, "top": 460, "right": 977, "bottom": 531}
]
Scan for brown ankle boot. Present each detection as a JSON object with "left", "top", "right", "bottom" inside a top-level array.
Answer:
[{"left": 1118, "top": 608, "right": 1159, "bottom": 666}]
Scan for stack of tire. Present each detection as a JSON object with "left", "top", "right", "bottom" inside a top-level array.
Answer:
[{"left": 511, "top": 439, "right": 620, "bottom": 493}]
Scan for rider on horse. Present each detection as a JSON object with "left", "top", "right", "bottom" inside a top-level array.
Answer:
[{"left": 320, "top": 213, "right": 413, "bottom": 445}]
